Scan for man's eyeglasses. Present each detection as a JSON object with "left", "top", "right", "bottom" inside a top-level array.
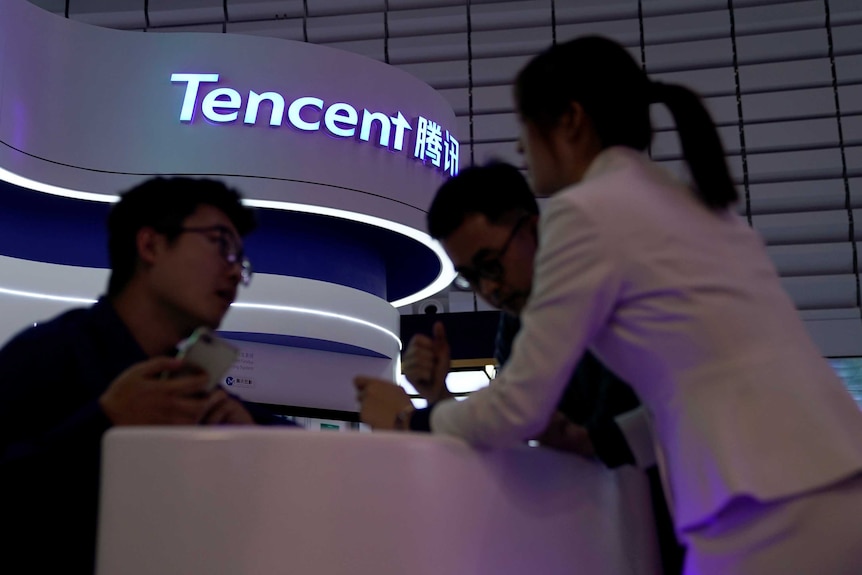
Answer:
[
  {"left": 174, "top": 225, "right": 253, "bottom": 286},
  {"left": 455, "top": 213, "right": 531, "bottom": 287}
]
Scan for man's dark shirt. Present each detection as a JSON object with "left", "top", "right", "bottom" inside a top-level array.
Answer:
[
  {"left": 494, "top": 313, "right": 641, "bottom": 468},
  {"left": 496, "top": 314, "right": 683, "bottom": 574},
  {"left": 0, "top": 298, "right": 284, "bottom": 574},
  {"left": 408, "top": 314, "right": 640, "bottom": 467}
]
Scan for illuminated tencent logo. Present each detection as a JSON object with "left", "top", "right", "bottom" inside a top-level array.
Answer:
[{"left": 171, "top": 73, "right": 459, "bottom": 176}]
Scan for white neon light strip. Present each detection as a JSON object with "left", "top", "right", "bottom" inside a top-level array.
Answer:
[
  {"left": 243, "top": 199, "right": 455, "bottom": 308},
  {"left": 0, "top": 167, "right": 119, "bottom": 204},
  {"left": 0, "top": 286, "right": 401, "bottom": 350},
  {"left": 0, "top": 286, "right": 99, "bottom": 304},
  {"left": 0, "top": 167, "right": 455, "bottom": 308},
  {"left": 230, "top": 301, "right": 402, "bottom": 350}
]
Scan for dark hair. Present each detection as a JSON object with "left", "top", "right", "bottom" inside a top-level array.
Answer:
[
  {"left": 515, "top": 35, "right": 737, "bottom": 210},
  {"left": 106, "top": 177, "right": 256, "bottom": 296},
  {"left": 427, "top": 162, "right": 538, "bottom": 240}
]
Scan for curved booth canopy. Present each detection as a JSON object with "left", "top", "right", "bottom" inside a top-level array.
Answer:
[{"left": 0, "top": 0, "right": 462, "bottom": 377}]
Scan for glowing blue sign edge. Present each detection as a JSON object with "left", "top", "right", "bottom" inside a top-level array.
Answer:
[{"left": 0, "top": 166, "right": 456, "bottom": 309}]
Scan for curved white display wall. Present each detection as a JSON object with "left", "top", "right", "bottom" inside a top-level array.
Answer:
[{"left": 0, "top": 0, "right": 460, "bottom": 411}]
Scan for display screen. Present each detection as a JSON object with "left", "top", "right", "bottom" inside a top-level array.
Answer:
[{"left": 828, "top": 357, "right": 862, "bottom": 409}]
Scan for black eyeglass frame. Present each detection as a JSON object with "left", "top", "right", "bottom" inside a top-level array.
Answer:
[
  {"left": 455, "top": 213, "right": 532, "bottom": 288},
  {"left": 168, "top": 225, "right": 253, "bottom": 286}
]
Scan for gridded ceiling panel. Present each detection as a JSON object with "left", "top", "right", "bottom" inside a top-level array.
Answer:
[
  {"left": 27, "top": 0, "right": 65, "bottom": 14},
  {"left": 69, "top": 0, "right": 146, "bottom": 28},
  {"left": 226, "top": 18, "right": 306, "bottom": 41},
  {"left": 225, "top": 1, "right": 305, "bottom": 23},
  {"left": 148, "top": 0, "right": 225, "bottom": 28}
]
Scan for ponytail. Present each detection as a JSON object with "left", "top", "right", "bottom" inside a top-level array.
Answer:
[
  {"left": 649, "top": 82, "right": 738, "bottom": 210},
  {"left": 516, "top": 36, "right": 739, "bottom": 211}
]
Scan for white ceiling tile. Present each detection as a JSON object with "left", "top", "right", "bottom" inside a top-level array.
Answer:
[
  {"left": 307, "top": 0, "right": 383, "bottom": 17},
  {"left": 323, "top": 38, "right": 386, "bottom": 62},
  {"left": 70, "top": 0, "right": 146, "bottom": 29},
  {"left": 227, "top": 17, "right": 305, "bottom": 40},
  {"left": 388, "top": 32, "right": 467, "bottom": 65},
  {"left": 148, "top": 0, "right": 224, "bottom": 27},
  {"left": 225, "top": 1, "right": 304, "bottom": 22},
  {"left": 27, "top": 0, "right": 66, "bottom": 14},
  {"left": 471, "top": 0, "right": 550, "bottom": 31},
  {"left": 388, "top": 5, "right": 467, "bottom": 37},
  {"left": 149, "top": 22, "right": 224, "bottom": 33},
  {"left": 306, "top": 12, "right": 383, "bottom": 43}
]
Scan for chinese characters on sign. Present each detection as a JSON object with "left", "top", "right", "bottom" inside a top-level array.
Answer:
[
  {"left": 413, "top": 117, "right": 459, "bottom": 177},
  {"left": 171, "top": 73, "right": 460, "bottom": 177},
  {"left": 225, "top": 349, "right": 255, "bottom": 388}
]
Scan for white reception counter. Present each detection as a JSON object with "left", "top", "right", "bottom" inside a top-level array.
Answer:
[{"left": 96, "top": 428, "right": 660, "bottom": 574}]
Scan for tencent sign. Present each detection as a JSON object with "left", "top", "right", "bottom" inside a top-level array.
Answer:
[{"left": 171, "top": 73, "right": 459, "bottom": 176}]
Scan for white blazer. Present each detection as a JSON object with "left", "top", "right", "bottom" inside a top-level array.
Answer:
[{"left": 431, "top": 146, "right": 862, "bottom": 531}]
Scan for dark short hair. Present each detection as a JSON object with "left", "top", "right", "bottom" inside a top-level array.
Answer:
[
  {"left": 106, "top": 177, "right": 256, "bottom": 296},
  {"left": 427, "top": 162, "right": 538, "bottom": 240}
]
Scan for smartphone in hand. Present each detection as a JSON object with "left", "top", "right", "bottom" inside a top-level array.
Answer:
[{"left": 175, "top": 327, "right": 240, "bottom": 392}]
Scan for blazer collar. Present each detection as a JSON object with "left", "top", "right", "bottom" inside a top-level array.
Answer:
[{"left": 581, "top": 146, "right": 649, "bottom": 183}]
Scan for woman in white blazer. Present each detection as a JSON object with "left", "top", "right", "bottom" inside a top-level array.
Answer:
[{"left": 357, "top": 36, "right": 862, "bottom": 573}]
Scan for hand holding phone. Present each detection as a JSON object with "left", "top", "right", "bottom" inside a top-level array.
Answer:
[
  {"left": 101, "top": 356, "right": 213, "bottom": 425},
  {"left": 175, "top": 327, "right": 240, "bottom": 392}
]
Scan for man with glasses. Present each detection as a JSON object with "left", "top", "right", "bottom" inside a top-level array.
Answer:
[
  {"left": 356, "top": 162, "right": 683, "bottom": 574},
  {"left": 0, "top": 177, "right": 263, "bottom": 575}
]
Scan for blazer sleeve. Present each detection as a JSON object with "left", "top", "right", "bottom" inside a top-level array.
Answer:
[{"left": 431, "top": 196, "right": 625, "bottom": 446}]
